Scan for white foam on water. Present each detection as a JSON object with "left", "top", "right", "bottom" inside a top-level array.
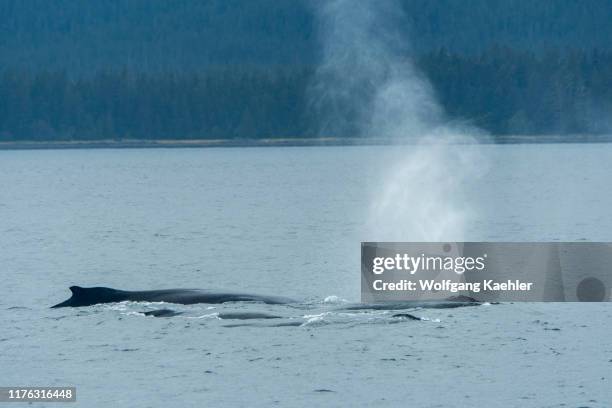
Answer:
[
  {"left": 322, "top": 295, "right": 348, "bottom": 304},
  {"left": 191, "top": 312, "right": 221, "bottom": 320}
]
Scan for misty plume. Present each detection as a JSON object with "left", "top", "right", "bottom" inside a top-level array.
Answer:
[{"left": 308, "top": 0, "right": 488, "bottom": 241}]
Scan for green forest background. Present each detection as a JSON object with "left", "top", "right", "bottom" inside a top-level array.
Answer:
[{"left": 1, "top": 0, "right": 611, "bottom": 141}]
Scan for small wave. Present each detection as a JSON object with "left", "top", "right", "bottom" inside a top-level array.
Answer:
[
  {"left": 187, "top": 312, "right": 220, "bottom": 319},
  {"left": 302, "top": 312, "right": 331, "bottom": 327},
  {"left": 303, "top": 312, "right": 329, "bottom": 320},
  {"left": 6, "top": 306, "right": 29, "bottom": 310},
  {"left": 322, "top": 295, "right": 348, "bottom": 304}
]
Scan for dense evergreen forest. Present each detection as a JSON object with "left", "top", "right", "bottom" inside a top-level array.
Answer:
[{"left": 1, "top": 0, "right": 612, "bottom": 140}]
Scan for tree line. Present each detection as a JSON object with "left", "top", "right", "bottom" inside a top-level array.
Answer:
[
  {"left": 2, "top": 0, "right": 612, "bottom": 73},
  {"left": 1, "top": 48, "right": 611, "bottom": 141}
]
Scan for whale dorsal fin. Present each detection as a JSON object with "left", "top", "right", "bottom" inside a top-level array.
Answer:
[{"left": 52, "top": 286, "right": 122, "bottom": 308}]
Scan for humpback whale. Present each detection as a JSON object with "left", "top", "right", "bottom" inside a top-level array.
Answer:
[
  {"left": 51, "top": 286, "right": 482, "bottom": 312},
  {"left": 51, "top": 286, "right": 296, "bottom": 308}
]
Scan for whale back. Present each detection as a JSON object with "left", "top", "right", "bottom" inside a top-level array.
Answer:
[
  {"left": 51, "top": 286, "right": 126, "bottom": 308},
  {"left": 51, "top": 286, "right": 296, "bottom": 307}
]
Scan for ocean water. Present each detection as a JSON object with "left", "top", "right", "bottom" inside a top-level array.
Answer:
[{"left": 1, "top": 144, "right": 611, "bottom": 407}]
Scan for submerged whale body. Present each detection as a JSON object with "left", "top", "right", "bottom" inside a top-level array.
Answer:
[
  {"left": 143, "top": 309, "right": 183, "bottom": 317},
  {"left": 51, "top": 286, "right": 296, "bottom": 308},
  {"left": 142, "top": 310, "right": 282, "bottom": 319}
]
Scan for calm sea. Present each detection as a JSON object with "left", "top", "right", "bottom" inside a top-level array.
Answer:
[{"left": 1, "top": 144, "right": 611, "bottom": 407}]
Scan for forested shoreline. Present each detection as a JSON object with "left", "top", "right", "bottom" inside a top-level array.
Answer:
[
  {"left": 2, "top": 0, "right": 612, "bottom": 140},
  {"left": 1, "top": 48, "right": 611, "bottom": 141}
]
